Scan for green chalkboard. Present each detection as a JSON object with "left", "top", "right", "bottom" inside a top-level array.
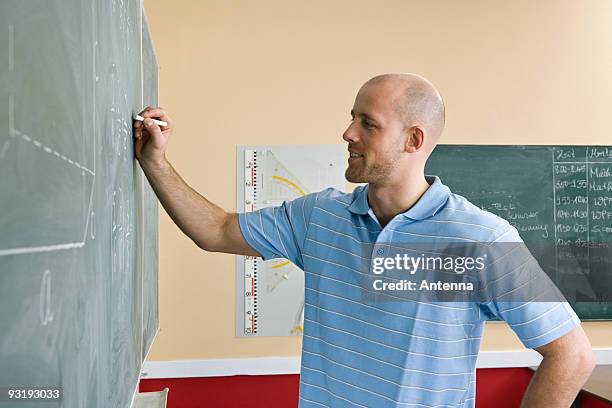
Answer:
[
  {"left": 0, "top": 1, "right": 159, "bottom": 407},
  {"left": 427, "top": 145, "right": 612, "bottom": 320}
]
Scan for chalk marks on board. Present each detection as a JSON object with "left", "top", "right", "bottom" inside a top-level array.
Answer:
[
  {"left": 1, "top": 20, "right": 97, "bottom": 257},
  {"left": 11, "top": 128, "right": 94, "bottom": 176},
  {"left": 111, "top": 0, "right": 135, "bottom": 53},
  {"left": 552, "top": 147, "right": 612, "bottom": 276},
  {"left": 111, "top": 187, "right": 133, "bottom": 279},
  {"left": 90, "top": 211, "right": 96, "bottom": 240},
  {"left": 8, "top": 24, "right": 14, "bottom": 73},
  {"left": 0, "top": 141, "right": 8, "bottom": 160},
  {"left": 1, "top": 95, "right": 14, "bottom": 161},
  {"left": 108, "top": 63, "right": 132, "bottom": 160},
  {"left": 39, "top": 269, "right": 54, "bottom": 327},
  {"left": 1, "top": 2, "right": 160, "bottom": 406},
  {"left": 75, "top": 295, "right": 86, "bottom": 351}
]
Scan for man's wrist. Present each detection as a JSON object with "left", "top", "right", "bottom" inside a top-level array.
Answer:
[{"left": 138, "top": 156, "right": 170, "bottom": 172}]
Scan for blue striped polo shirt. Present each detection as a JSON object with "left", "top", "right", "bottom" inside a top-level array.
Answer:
[{"left": 238, "top": 175, "right": 580, "bottom": 408}]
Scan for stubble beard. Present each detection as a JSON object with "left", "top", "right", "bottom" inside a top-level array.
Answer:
[{"left": 345, "top": 157, "right": 397, "bottom": 184}]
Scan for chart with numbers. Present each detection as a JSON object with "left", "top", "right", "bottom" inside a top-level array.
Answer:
[{"left": 236, "top": 145, "right": 346, "bottom": 337}]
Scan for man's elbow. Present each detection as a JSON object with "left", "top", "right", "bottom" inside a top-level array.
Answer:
[
  {"left": 194, "top": 238, "right": 213, "bottom": 252},
  {"left": 192, "top": 232, "right": 224, "bottom": 253},
  {"left": 536, "top": 326, "right": 596, "bottom": 379},
  {"left": 562, "top": 345, "right": 596, "bottom": 381},
  {"left": 192, "top": 216, "right": 230, "bottom": 253},
  {"left": 189, "top": 232, "right": 220, "bottom": 252},
  {"left": 577, "top": 347, "right": 597, "bottom": 375}
]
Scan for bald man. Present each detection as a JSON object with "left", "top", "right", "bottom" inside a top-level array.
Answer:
[{"left": 134, "top": 74, "right": 595, "bottom": 408}]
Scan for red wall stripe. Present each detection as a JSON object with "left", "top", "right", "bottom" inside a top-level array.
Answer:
[
  {"left": 139, "top": 368, "right": 611, "bottom": 408},
  {"left": 140, "top": 374, "right": 300, "bottom": 408}
]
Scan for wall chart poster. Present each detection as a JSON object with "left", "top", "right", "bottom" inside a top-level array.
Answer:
[{"left": 236, "top": 145, "right": 346, "bottom": 337}]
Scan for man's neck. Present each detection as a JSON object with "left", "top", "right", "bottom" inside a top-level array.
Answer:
[{"left": 367, "top": 175, "right": 431, "bottom": 228}]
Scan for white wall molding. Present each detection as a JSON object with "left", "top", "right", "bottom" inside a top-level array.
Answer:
[
  {"left": 141, "top": 348, "right": 612, "bottom": 379},
  {"left": 476, "top": 348, "right": 612, "bottom": 369},
  {"left": 476, "top": 350, "right": 543, "bottom": 368},
  {"left": 141, "top": 356, "right": 301, "bottom": 379}
]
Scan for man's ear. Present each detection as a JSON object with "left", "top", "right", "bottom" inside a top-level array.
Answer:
[{"left": 405, "top": 126, "right": 425, "bottom": 153}]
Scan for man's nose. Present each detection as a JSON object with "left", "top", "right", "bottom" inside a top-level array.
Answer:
[{"left": 342, "top": 122, "right": 358, "bottom": 143}]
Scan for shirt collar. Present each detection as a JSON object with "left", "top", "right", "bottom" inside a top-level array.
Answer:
[{"left": 347, "top": 175, "right": 451, "bottom": 220}]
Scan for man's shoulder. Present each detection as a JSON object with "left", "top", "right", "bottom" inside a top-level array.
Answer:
[
  {"left": 288, "top": 186, "right": 355, "bottom": 210},
  {"left": 437, "top": 192, "right": 518, "bottom": 241},
  {"left": 305, "top": 186, "right": 359, "bottom": 205}
]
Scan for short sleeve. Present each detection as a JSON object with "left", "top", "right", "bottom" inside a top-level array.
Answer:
[
  {"left": 238, "top": 191, "right": 319, "bottom": 269},
  {"left": 478, "top": 226, "right": 582, "bottom": 349}
]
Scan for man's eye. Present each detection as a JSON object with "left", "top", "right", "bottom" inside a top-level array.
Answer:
[{"left": 363, "top": 121, "right": 374, "bottom": 129}]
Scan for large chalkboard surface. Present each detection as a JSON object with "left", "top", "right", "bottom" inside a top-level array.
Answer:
[
  {"left": 141, "top": 12, "right": 160, "bottom": 368},
  {"left": 427, "top": 145, "right": 612, "bottom": 320},
  {"left": 0, "top": 1, "right": 159, "bottom": 407}
]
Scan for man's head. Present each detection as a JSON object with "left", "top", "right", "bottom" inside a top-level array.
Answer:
[{"left": 343, "top": 73, "right": 445, "bottom": 185}]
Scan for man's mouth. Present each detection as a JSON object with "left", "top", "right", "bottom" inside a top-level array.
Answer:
[{"left": 349, "top": 152, "right": 364, "bottom": 160}]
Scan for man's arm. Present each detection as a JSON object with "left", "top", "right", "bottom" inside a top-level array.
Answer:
[
  {"left": 134, "top": 107, "right": 260, "bottom": 256},
  {"left": 521, "top": 325, "right": 596, "bottom": 407}
]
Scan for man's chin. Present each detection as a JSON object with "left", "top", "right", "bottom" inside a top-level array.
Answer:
[{"left": 345, "top": 169, "right": 367, "bottom": 184}]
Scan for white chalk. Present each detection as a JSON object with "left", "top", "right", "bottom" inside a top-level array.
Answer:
[{"left": 134, "top": 114, "right": 168, "bottom": 127}]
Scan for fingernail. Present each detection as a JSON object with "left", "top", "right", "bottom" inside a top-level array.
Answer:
[{"left": 145, "top": 119, "right": 153, "bottom": 126}]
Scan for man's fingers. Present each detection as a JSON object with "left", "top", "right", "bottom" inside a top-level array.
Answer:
[
  {"left": 143, "top": 119, "right": 164, "bottom": 138},
  {"left": 138, "top": 107, "right": 170, "bottom": 122},
  {"left": 136, "top": 107, "right": 173, "bottom": 131},
  {"left": 133, "top": 123, "right": 142, "bottom": 138}
]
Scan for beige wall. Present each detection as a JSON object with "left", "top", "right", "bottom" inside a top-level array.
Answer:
[{"left": 144, "top": 0, "right": 612, "bottom": 361}]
